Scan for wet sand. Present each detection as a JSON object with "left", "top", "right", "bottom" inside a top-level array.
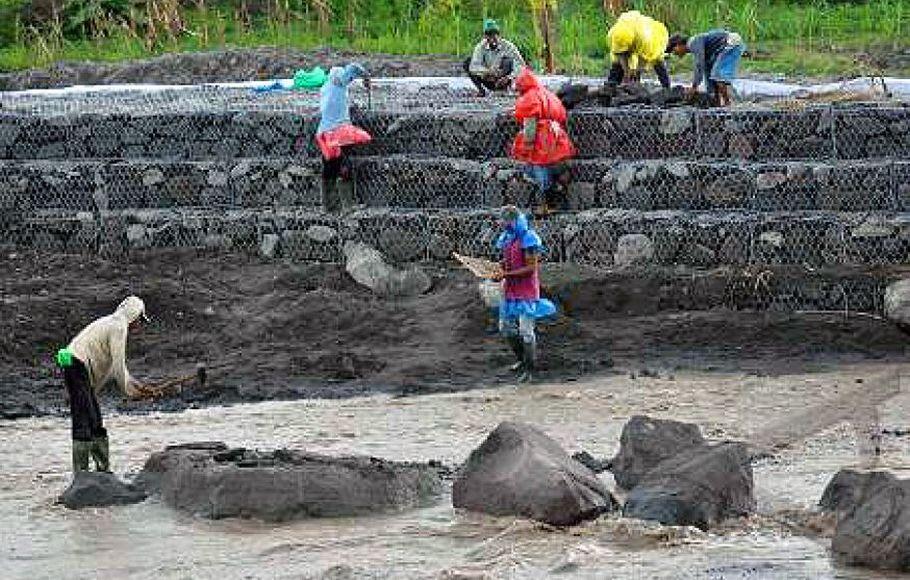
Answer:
[{"left": 2, "top": 253, "right": 908, "bottom": 419}]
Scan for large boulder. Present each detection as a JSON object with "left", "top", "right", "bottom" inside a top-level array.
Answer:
[
  {"left": 828, "top": 469, "right": 910, "bottom": 571},
  {"left": 819, "top": 468, "right": 896, "bottom": 514},
  {"left": 611, "top": 415, "right": 706, "bottom": 489},
  {"left": 622, "top": 441, "right": 755, "bottom": 531},
  {"left": 453, "top": 422, "right": 617, "bottom": 526},
  {"left": 343, "top": 241, "right": 431, "bottom": 298},
  {"left": 884, "top": 278, "right": 910, "bottom": 329},
  {"left": 136, "top": 442, "right": 443, "bottom": 521},
  {"left": 59, "top": 471, "right": 148, "bottom": 509}
]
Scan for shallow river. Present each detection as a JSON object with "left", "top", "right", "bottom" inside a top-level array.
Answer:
[{"left": 3, "top": 364, "right": 909, "bottom": 579}]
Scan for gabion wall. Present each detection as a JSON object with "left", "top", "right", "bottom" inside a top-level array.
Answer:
[
  {"left": 1, "top": 87, "right": 909, "bottom": 313},
  {"left": 2, "top": 105, "right": 909, "bottom": 162}
]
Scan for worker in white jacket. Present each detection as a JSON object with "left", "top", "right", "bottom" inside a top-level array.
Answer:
[{"left": 55, "top": 296, "right": 149, "bottom": 472}]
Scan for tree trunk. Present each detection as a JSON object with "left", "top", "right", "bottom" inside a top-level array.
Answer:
[{"left": 542, "top": 5, "right": 555, "bottom": 74}]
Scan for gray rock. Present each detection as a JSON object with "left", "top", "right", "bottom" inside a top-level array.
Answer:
[
  {"left": 611, "top": 415, "right": 706, "bottom": 489},
  {"left": 622, "top": 441, "right": 755, "bottom": 531},
  {"left": 819, "top": 468, "right": 896, "bottom": 514},
  {"left": 614, "top": 234, "right": 654, "bottom": 267},
  {"left": 260, "top": 234, "right": 280, "bottom": 259},
  {"left": 137, "top": 442, "right": 443, "bottom": 521},
  {"left": 142, "top": 169, "right": 165, "bottom": 187},
  {"left": 660, "top": 110, "right": 692, "bottom": 136},
  {"left": 453, "top": 422, "right": 617, "bottom": 526},
  {"left": 343, "top": 241, "right": 431, "bottom": 298},
  {"left": 207, "top": 170, "right": 228, "bottom": 187},
  {"left": 828, "top": 469, "right": 910, "bottom": 571},
  {"left": 126, "top": 224, "right": 148, "bottom": 247},
  {"left": 884, "top": 279, "right": 910, "bottom": 327},
  {"left": 307, "top": 225, "right": 337, "bottom": 243},
  {"left": 59, "top": 471, "right": 147, "bottom": 509}
]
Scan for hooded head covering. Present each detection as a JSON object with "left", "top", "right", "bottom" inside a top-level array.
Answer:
[
  {"left": 496, "top": 208, "right": 543, "bottom": 251},
  {"left": 116, "top": 296, "right": 149, "bottom": 323},
  {"left": 514, "top": 66, "right": 540, "bottom": 94}
]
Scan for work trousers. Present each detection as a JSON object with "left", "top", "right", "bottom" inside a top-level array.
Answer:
[{"left": 64, "top": 358, "right": 106, "bottom": 442}]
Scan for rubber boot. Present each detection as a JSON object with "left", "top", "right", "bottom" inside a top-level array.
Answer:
[
  {"left": 322, "top": 178, "right": 341, "bottom": 213},
  {"left": 518, "top": 339, "right": 536, "bottom": 383},
  {"left": 72, "top": 440, "right": 91, "bottom": 472},
  {"left": 506, "top": 336, "right": 524, "bottom": 372},
  {"left": 90, "top": 436, "right": 111, "bottom": 473},
  {"left": 337, "top": 179, "right": 356, "bottom": 212}
]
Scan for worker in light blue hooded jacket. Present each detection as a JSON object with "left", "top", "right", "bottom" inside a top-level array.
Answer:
[{"left": 316, "top": 63, "right": 372, "bottom": 212}]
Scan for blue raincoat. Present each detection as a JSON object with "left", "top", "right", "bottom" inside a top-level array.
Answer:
[
  {"left": 496, "top": 213, "right": 557, "bottom": 320},
  {"left": 317, "top": 63, "right": 367, "bottom": 135}
]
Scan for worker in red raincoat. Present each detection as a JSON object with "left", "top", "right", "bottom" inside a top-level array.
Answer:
[{"left": 510, "top": 66, "right": 576, "bottom": 215}]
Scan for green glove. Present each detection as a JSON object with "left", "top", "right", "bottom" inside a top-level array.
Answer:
[{"left": 56, "top": 347, "right": 74, "bottom": 368}]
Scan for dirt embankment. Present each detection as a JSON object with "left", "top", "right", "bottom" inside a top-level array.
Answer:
[
  {"left": 0, "top": 251, "right": 906, "bottom": 419},
  {"left": 0, "top": 47, "right": 464, "bottom": 91}
]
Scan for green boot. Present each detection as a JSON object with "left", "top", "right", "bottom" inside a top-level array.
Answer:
[
  {"left": 72, "top": 440, "right": 91, "bottom": 472},
  {"left": 90, "top": 436, "right": 111, "bottom": 473}
]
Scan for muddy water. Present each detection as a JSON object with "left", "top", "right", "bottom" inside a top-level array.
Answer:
[{"left": 3, "top": 364, "right": 910, "bottom": 579}]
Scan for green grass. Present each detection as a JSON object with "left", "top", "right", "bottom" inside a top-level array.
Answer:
[{"left": 0, "top": 0, "right": 907, "bottom": 77}]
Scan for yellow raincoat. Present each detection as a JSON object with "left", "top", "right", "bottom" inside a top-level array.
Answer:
[{"left": 607, "top": 11, "right": 669, "bottom": 71}]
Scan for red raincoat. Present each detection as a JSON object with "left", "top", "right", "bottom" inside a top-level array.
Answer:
[
  {"left": 510, "top": 67, "right": 576, "bottom": 166},
  {"left": 316, "top": 124, "right": 372, "bottom": 161}
]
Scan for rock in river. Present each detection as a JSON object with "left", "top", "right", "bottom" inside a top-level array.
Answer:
[
  {"left": 59, "top": 471, "right": 147, "bottom": 509},
  {"left": 137, "top": 442, "right": 444, "bottom": 521},
  {"left": 611, "top": 415, "right": 706, "bottom": 489},
  {"left": 453, "top": 422, "right": 617, "bottom": 526},
  {"left": 824, "top": 468, "right": 910, "bottom": 572},
  {"left": 622, "top": 440, "right": 755, "bottom": 531}
]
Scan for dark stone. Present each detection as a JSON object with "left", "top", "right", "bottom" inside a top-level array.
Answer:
[
  {"left": 622, "top": 441, "right": 755, "bottom": 531},
  {"left": 453, "top": 421, "right": 617, "bottom": 526},
  {"left": 611, "top": 415, "right": 706, "bottom": 489},
  {"left": 572, "top": 450, "right": 611, "bottom": 474},
  {"left": 819, "top": 468, "right": 896, "bottom": 514},
  {"left": 827, "top": 469, "right": 910, "bottom": 571},
  {"left": 59, "top": 471, "right": 148, "bottom": 509},
  {"left": 137, "top": 441, "right": 443, "bottom": 521}
]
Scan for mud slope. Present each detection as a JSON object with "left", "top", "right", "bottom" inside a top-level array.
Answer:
[{"left": 0, "top": 251, "right": 906, "bottom": 418}]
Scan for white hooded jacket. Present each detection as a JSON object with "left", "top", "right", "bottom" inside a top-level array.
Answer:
[{"left": 68, "top": 296, "right": 147, "bottom": 397}]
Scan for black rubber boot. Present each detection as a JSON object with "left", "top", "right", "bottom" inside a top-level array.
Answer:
[
  {"left": 90, "top": 436, "right": 111, "bottom": 473},
  {"left": 72, "top": 440, "right": 91, "bottom": 472},
  {"left": 337, "top": 179, "right": 356, "bottom": 212},
  {"left": 322, "top": 178, "right": 341, "bottom": 213},
  {"left": 518, "top": 339, "right": 536, "bottom": 383},
  {"left": 507, "top": 336, "right": 524, "bottom": 371}
]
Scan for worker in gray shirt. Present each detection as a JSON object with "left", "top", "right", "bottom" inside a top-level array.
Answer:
[
  {"left": 668, "top": 29, "right": 745, "bottom": 106},
  {"left": 463, "top": 19, "right": 526, "bottom": 97}
]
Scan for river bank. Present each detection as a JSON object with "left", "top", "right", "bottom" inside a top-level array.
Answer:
[{"left": 2, "top": 252, "right": 907, "bottom": 419}]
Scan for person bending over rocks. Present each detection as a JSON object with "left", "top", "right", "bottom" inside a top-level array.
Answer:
[
  {"left": 667, "top": 29, "right": 745, "bottom": 107},
  {"left": 511, "top": 67, "right": 576, "bottom": 215},
  {"left": 492, "top": 206, "right": 557, "bottom": 383},
  {"left": 464, "top": 19, "right": 525, "bottom": 97},
  {"left": 55, "top": 296, "right": 149, "bottom": 473},
  {"left": 606, "top": 10, "right": 671, "bottom": 90},
  {"left": 316, "top": 63, "right": 372, "bottom": 213}
]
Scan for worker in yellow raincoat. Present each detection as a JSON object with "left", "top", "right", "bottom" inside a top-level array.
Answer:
[{"left": 606, "top": 11, "right": 671, "bottom": 89}]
